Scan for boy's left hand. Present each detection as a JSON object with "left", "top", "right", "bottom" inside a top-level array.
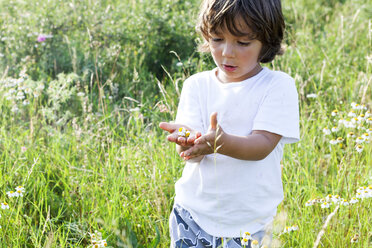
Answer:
[{"left": 181, "top": 112, "right": 224, "bottom": 160}]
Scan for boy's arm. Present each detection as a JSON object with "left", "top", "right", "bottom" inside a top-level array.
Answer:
[{"left": 181, "top": 113, "right": 282, "bottom": 161}]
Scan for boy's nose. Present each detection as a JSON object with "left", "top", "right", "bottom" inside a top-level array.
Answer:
[{"left": 222, "top": 43, "right": 235, "bottom": 58}]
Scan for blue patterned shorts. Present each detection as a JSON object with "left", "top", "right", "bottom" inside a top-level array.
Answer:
[{"left": 169, "top": 204, "right": 266, "bottom": 248}]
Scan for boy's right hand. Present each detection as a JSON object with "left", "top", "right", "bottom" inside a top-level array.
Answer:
[{"left": 159, "top": 122, "right": 201, "bottom": 147}]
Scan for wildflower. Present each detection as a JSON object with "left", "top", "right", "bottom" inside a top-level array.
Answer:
[
  {"left": 1, "top": 203, "right": 9, "bottom": 209},
  {"left": 362, "top": 133, "right": 370, "bottom": 142},
  {"left": 331, "top": 195, "right": 341, "bottom": 203},
  {"left": 241, "top": 238, "right": 249, "bottom": 246},
  {"left": 305, "top": 200, "right": 313, "bottom": 206},
  {"left": 340, "top": 199, "right": 349, "bottom": 206},
  {"left": 178, "top": 127, "right": 186, "bottom": 137},
  {"left": 176, "top": 62, "right": 183, "bottom": 67},
  {"left": 365, "top": 111, "right": 371, "bottom": 118},
  {"left": 21, "top": 146, "right": 27, "bottom": 153},
  {"left": 349, "top": 197, "right": 358, "bottom": 204},
  {"left": 325, "top": 194, "right": 333, "bottom": 202},
  {"left": 367, "top": 117, "right": 372, "bottom": 124},
  {"left": 242, "top": 232, "right": 252, "bottom": 240},
  {"left": 6, "top": 191, "right": 17, "bottom": 197},
  {"left": 355, "top": 145, "right": 363, "bottom": 153},
  {"left": 367, "top": 128, "right": 372, "bottom": 134},
  {"left": 351, "top": 234, "right": 359, "bottom": 243},
  {"left": 291, "top": 225, "right": 299, "bottom": 231},
  {"left": 355, "top": 137, "right": 364, "bottom": 144},
  {"left": 347, "top": 132, "right": 355, "bottom": 138},
  {"left": 331, "top": 126, "right": 339, "bottom": 132},
  {"left": 251, "top": 240, "right": 259, "bottom": 248},
  {"left": 283, "top": 226, "right": 292, "bottom": 233},
  {"left": 351, "top": 117, "right": 360, "bottom": 124},
  {"left": 306, "top": 93, "right": 317, "bottom": 98},
  {"left": 331, "top": 110, "right": 339, "bottom": 116},
  {"left": 321, "top": 202, "right": 330, "bottom": 208},
  {"left": 348, "top": 111, "right": 356, "bottom": 117},
  {"left": 322, "top": 127, "right": 331, "bottom": 135},
  {"left": 336, "top": 137, "right": 344, "bottom": 143},
  {"left": 358, "top": 114, "right": 365, "bottom": 121},
  {"left": 77, "top": 92, "right": 85, "bottom": 97},
  {"left": 329, "top": 139, "right": 338, "bottom": 145},
  {"left": 37, "top": 35, "right": 46, "bottom": 42}
]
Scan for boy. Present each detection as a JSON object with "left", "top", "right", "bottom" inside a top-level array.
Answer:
[{"left": 160, "top": 0, "right": 299, "bottom": 247}]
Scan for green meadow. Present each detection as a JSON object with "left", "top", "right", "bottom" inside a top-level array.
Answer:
[{"left": 0, "top": 0, "right": 371, "bottom": 247}]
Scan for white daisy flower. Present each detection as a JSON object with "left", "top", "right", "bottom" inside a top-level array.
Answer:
[
  {"left": 6, "top": 191, "right": 17, "bottom": 198},
  {"left": 347, "top": 132, "right": 355, "bottom": 138},
  {"left": 331, "top": 126, "right": 339, "bottom": 132},
  {"left": 348, "top": 111, "right": 356, "bottom": 117},
  {"left": 291, "top": 225, "right": 299, "bottom": 231},
  {"left": 242, "top": 232, "right": 252, "bottom": 240},
  {"left": 332, "top": 195, "right": 341, "bottom": 203},
  {"left": 340, "top": 199, "right": 349, "bottom": 206},
  {"left": 351, "top": 117, "right": 360, "bottom": 124},
  {"left": 331, "top": 110, "right": 339, "bottom": 116},
  {"left": 367, "top": 128, "right": 372, "bottom": 134},
  {"left": 351, "top": 236, "right": 359, "bottom": 243},
  {"left": 367, "top": 117, "right": 372, "bottom": 125},
  {"left": 1, "top": 203, "right": 9, "bottom": 209},
  {"left": 361, "top": 133, "right": 370, "bottom": 142},
  {"left": 330, "top": 139, "right": 338, "bottom": 145},
  {"left": 325, "top": 194, "right": 333, "bottom": 202},
  {"left": 355, "top": 145, "right": 363, "bottom": 153},
  {"left": 251, "top": 240, "right": 259, "bottom": 248},
  {"left": 349, "top": 197, "right": 358, "bottom": 204},
  {"left": 355, "top": 137, "right": 364, "bottom": 144},
  {"left": 321, "top": 202, "right": 330, "bottom": 208},
  {"left": 178, "top": 127, "right": 186, "bottom": 137},
  {"left": 305, "top": 200, "right": 313, "bottom": 207},
  {"left": 241, "top": 238, "right": 249, "bottom": 246},
  {"left": 351, "top": 102, "right": 358, "bottom": 109},
  {"left": 365, "top": 111, "right": 371, "bottom": 118},
  {"left": 322, "top": 127, "right": 331, "bottom": 135}
]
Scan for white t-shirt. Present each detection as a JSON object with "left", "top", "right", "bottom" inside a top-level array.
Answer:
[{"left": 174, "top": 67, "right": 300, "bottom": 237}]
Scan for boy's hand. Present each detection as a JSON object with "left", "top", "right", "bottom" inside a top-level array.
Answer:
[
  {"left": 159, "top": 122, "right": 201, "bottom": 147},
  {"left": 181, "top": 112, "right": 224, "bottom": 160}
]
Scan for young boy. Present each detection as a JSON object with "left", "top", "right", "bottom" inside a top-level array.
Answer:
[{"left": 159, "top": 0, "right": 299, "bottom": 247}]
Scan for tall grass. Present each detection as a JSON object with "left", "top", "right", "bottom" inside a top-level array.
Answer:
[{"left": 0, "top": 0, "right": 371, "bottom": 247}]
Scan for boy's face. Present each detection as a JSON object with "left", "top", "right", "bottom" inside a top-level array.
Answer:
[{"left": 208, "top": 19, "right": 263, "bottom": 83}]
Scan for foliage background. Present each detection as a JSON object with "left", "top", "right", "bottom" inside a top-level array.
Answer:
[{"left": 0, "top": 0, "right": 371, "bottom": 247}]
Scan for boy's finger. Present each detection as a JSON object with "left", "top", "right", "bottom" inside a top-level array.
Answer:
[
  {"left": 159, "top": 122, "right": 178, "bottom": 133},
  {"left": 210, "top": 112, "right": 218, "bottom": 130}
]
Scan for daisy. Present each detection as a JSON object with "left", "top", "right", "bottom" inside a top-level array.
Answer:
[
  {"left": 361, "top": 133, "right": 370, "bottom": 142},
  {"left": 1, "top": 203, "right": 9, "bottom": 209},
  {"left": 178, "top": 127, "right": 186, "bottom": 137},
  {"left": 331, "top": 195, "right": 341, "bottom": 203},
  {"left": 329, "top": 139, "right": 338, "bottom": 145},
  {"left": 331, "top": 126, "right": 339, "bottom": 132},
  {"left": 6, "top": 191, "right": 17, "bottom": 198},
  {"left": 251, "top": 240, "right": 259, "bottom": 248},
  {"left": 242, "top": 232, "right": 252, "bottom": 240},
  {"left": 355, "top": 137, "right": 364, "bottom": 144},
  {"left": 331, "top": 110, "right": 339, "bottom": 116},
  {"left": 340, "top": 199, "right": 349, "bottom": 206},
  {"left": 348, "top": 111, "right": 356, "bottom": 117},
  {"left": 291, "top": 225, "right": 299, "bottom": 231},
  {"left": 367, "top": 117, "right": 372, "bottom": 124},
  {"left": 349, "top": 197, "right": 358, "bottom": 204},
  {"left": 321, "top": 202, "right": 330, "bottom": 208},
  {"left": 305, "top": 200, "right": 313, "bottom": 207},
  {"left": 367, "top": 128, "right": 372, "bottom": 134},
  {"left": 355, "top": 145, "right": 363, "bottom": 153},
  {"left": 322, "top": 127, "right": 331, "bottom": 135},
  {"left": 347, "top": 132, "right": 355, "bottom": 138},
  {"left": 241, "top": 238, "right": 249, "bottom": 246}
]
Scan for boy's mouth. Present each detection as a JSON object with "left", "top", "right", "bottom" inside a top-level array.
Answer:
[{"left": 222, "top": 64, "right": 237, "bottom": 72}]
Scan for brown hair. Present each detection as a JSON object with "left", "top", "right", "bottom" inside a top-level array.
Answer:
[{"left": 196, "top": 0, "right": 285, "bottom": 63}]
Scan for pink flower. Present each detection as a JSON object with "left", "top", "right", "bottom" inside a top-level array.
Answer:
[
  {"left": 21, "top": 146, "right": 27, "bottom": 153},
  {"left": 37, "top": 35, "right": 46, "bottom": 42}
]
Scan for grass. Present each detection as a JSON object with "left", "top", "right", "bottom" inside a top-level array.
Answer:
[{"left": 0, "top": 0, "right": 371, "bottom": 247}]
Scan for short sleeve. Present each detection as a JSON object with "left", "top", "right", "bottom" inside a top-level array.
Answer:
[
  {"left": 252, "top": 76, "right": 300, "bottom": 144},
  {"left": 175, "top": 78, "right": 204, "bottom": 133}
]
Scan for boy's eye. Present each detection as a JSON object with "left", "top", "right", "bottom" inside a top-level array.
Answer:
[
  {"left": 238, "top": 41, "right": 251, "bottom": 46},
  {"left": 211, "top": 38, "right": 223, "bottom": 42}
]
